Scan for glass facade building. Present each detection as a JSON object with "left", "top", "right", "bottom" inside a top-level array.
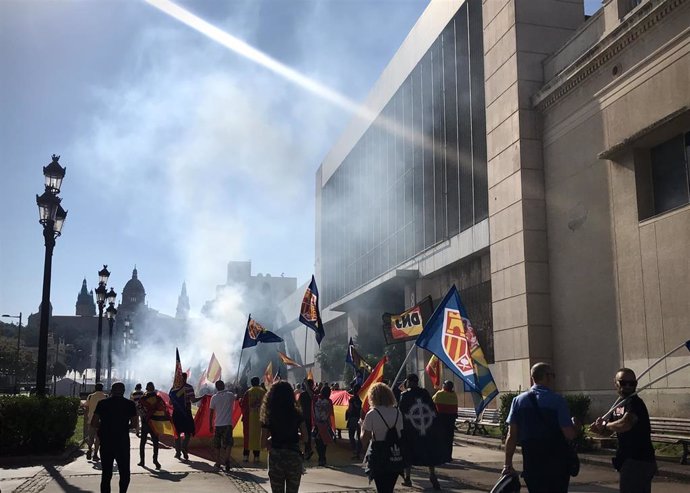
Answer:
[{"left": 321, "top": 0, "right": 487, "bottom": 306}]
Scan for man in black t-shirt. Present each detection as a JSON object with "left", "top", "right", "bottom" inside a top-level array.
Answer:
[
  {"left": 298, "top": 378, "right": 314, "bottom": 460},
  {"left": 591, "top": 368, "right": 656, "bottom": 493},
  {"left": 92, "top": 382, "right": 137, "bottom": 493}
]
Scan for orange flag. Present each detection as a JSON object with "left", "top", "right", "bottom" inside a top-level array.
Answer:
[
  {"left": 277, "top": 350, "right": 303, "bottom": 368},
  {"left": 425, "top": 354, "right": 442, "bottom": 389},
  {"left": 306, "top": 367, "right": 314, "bottom": 381},
  {"left": 358, "top": 355, "right": 389, "bottom": 415}
]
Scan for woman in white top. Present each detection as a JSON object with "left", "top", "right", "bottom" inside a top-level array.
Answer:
[{"left": 361, "top": 382, "right": 405, "bottom": 493}]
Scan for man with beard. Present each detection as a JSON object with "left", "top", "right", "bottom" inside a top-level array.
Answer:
[
  {"left": 591, "top": 368, "right": 656, "bottom": 493},
  {"left": 399, "top": 373, "right": 442, "bottom": 490}
]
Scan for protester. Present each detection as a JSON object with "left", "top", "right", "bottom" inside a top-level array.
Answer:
[
  {"left": 91, "top": 382, "right": 137, "bottom": 493},
  {"left": 85, "top": 382, "right": 107, "bottom": 461},
  {"left": 350, "top": 369, "right": 364, "bottom": 389},
  {"left": 260, "top": 381, "right": 308, "bottom": 493},
  {"left": 241, "top": 376, "right": 267, "bottom": 462},
  {"left": 345, "top": 383, "right": 363, "bottom": 460},
  {"left": 432, "top": 380, "right": 459, "bottom": 463},
  {"left": 129, "top": 383, "right": 144, "bottom": 437},
  {"left": 298, "top": 378, "right": 315, "bottom": 460},
  {"left": 313, "top": 384, "right": 335, "bottom": 466},
  {"left": 399, "top": 373, "right": 442, "bottom": 490},
  {"left": 169, "top": 372, "right": 201, "bottom": 460},
  {"left": 137, "top": 382, "right": 167, "bottom": 470},
  {"left": 361, "top": 382, "right": 404, "bottom": 493},
  {"left": 502, "top": 362, "right": 576, "bottom": 493},
  {"left": 590, "top": 368, "right": 656, "bottom": 493},
  {"left": 209, "top": 379, "right": 236, "bottom": 471}
]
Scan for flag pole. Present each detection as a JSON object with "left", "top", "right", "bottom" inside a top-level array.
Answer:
[
  {"left": 602, "top": 360, "right": 690, "bottom": 420},
  {"left": 637, "top": 340, "right": 690, "bottom": 381},
  {"left": 304, "top": 325, "right": 308, "bottom": 378},
  {"left": 235, "top": 349, "right": 243, "bottom": 386},
  {"left": 392, "top": 343, "right": 417, "bottom": 389}
]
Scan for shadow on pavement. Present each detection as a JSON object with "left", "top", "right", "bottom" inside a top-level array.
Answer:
[{"left": 44, "top": 464, "right": 91, "bottom": 493}]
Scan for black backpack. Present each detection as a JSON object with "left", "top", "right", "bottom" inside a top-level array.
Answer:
[{"left": 369, "top": 408, "right": 405, "bottom": 474}]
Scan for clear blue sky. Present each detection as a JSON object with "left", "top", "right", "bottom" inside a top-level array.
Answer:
[{"left": 0, "top": 0, "right": 602, "bottom": 321}]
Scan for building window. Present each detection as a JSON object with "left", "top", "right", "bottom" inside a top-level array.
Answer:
[{"left": 640, "top": 132, "right": 690, "bottom": 219}]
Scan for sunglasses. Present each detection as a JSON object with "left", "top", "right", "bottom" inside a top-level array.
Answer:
[{"left": 617, "top": 379, "right": 637, "bottom": 386}]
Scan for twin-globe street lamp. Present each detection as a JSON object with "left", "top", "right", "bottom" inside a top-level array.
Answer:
[
  {"left": 35, "top": 155, "right": 67, "bottom": 396},
  {"left": 105, "top": 292, "right": 117, "bottom": 389},
  {"left": 94, "top": 266, "right": 116, "bottom": 386},
  {"left": 122, "top": 316, "right": 135, "bottom": 385}
]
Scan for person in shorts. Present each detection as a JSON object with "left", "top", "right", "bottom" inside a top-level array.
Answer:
[{"left": 209, "top": 379, "right": 236, "bottom": 470}]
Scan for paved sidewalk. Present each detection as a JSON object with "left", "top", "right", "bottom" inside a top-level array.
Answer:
[{"left": 1, "top": 433, "right": 688, "bottom": 492}]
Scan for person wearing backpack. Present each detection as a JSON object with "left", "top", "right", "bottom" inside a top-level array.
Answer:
[{"left": 361, "top": 382, "right": 404, "bottom": 493}]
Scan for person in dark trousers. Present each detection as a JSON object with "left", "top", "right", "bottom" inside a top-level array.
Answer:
[
  {"left": 91, "top": 382, "right": 137, "bottom": 493},
  {"left": 313, "top": 384, "right": 334, "bottom": 466},
  {"left": 591, "top": 368, "right": 657, "bottom": 493},
  {"left": 129, "top": 383, "right": 144, "bottom": 437},
  {"left": 298, "top": 378, "right": 315, "bottom": 460},
  {"left": 346, "top": 383, "right": 363, "bottom": 460},
  {"left": 169, "top": 372, "right": 202, "bottom": 460},
  {"left": 503, "top": 363, "right": 576, "bottom": 493},
  {"left": 137, "top": 382, "right": 168, "bottom": 470}
]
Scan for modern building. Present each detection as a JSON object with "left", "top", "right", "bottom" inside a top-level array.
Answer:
[{"left": 315, "top": 0, "right": 690, "bottom": 415}]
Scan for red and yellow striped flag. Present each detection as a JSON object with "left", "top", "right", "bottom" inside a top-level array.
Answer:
[
  {"left": 358, "top": 355, "right": 389, "bottom": 415},
  {"left": 425, "top": 354, "right": 442, "bottom": 389},
  {"left": 206, "top": 353, "right": 222, "bottom": 383},
  {"left": 277, "top": 350, "right": 302, "bottom": 368}
]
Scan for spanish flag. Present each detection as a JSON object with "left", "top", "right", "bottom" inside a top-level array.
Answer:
[
  {"left": 206, "top": 352, "right": 222, "bottom": 383},
  {"left": 358, "top": 355, "right": 388, "bottom": 415},
  {"left": 425, "top": 354, "right": 442, "bottom": 389},
  {"left": 277, "top": 350, "right": 302, "bottom": 368},
  {"left": 264, "top": 361, "right": 274, "bottom": 387}
]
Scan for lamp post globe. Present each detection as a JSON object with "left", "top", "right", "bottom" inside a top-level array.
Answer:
[
  {"left": 94, "top": 268, "right": 108, "bottom": 385},
  {"left": 105, "top": 292, "right": 117, "bottom": 389},
  {"left": 35, "top": 155, "right": 67, "bottom": 397}
]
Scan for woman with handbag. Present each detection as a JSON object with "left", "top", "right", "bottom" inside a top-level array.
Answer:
[
  {"left": 361, "top": 382, "right": 404, "bottom": 493},
  {"left": 260, "top": 381, "right": 308, "bottom": 493}
]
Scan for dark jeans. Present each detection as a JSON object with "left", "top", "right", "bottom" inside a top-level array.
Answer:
[
  {"left": 619, "top": 458, "right": 656, "bottom": 493},
  {"left": 348, "top": 423, "right": 362, "bottom": 456},
  {"left": 139, "top": 425, "right": 159, "bottom": 463},
  {"left": 304, "top": 420, "right": 312, "bottom": 454},
  {"left": 373, "top": 472, "right": 398, "bottom": 493},
  {"left": 100, "top": 439, "right": 130, "bottom": 493},
  {"left": 523, "top": 468, "right": 569, "bottom": 493},
  {"left": 314, "top": 437, "right": 327, "bottom": 464},
  {"left": 175, "top": 434, "right": 190, "bottom": 455}
]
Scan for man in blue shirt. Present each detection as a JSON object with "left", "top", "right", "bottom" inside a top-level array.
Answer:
[{"left": 502, "top": 363, "right": 576, "bottom": 493}]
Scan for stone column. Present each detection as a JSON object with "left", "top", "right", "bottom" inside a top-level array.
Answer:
[{"left": 481, "top": 0, "right": 583, "bottom": 390}]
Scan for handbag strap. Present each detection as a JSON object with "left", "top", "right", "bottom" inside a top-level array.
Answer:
[
  {"left": 527, "top": 391, "right": 568, "bottom": 442},
  {"left": 373, "top": 407, "right": 399, "bottom": 440}
]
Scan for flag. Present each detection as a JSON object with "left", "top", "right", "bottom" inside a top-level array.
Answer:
[
  {"left": 206, "top": 352, "right": 222, "bottom": 383},
  {"left": 274, "top": 368, "right": 282, "bottom": 382},
  {"left": 345, "top": 337, "right": 373, "bottom": 372},
  {"left": 172, "top": 348, "right": 184, "bottom": 389},
  {"left": 358, "top": 355, "right": 388, "bottom": 415},
  {"left": 382, "top": 295, "right": 434, "bottom": 344},
  {"left": 185, "top": 368, "right": 191, "bottom": 381},
  {"left": 242, "top": 315, "right": 283, "bottom": 349},
  {"left": 263, "top": 361, "right": 274, "bottom": 387},
  {"left": 299, "top": 275, "right": 325, "bottom": 345},
  {"left": 196, "top": 371, "right": 207, "bottom": 392},
  {"left": 306, "top": 367, "right": 314, "bottom": 381},
  {"left": 278, "top": 350, "right": 302, "bottom": 368},
  {"left": 416, "top": 285, "right": 498, "bottom": 416},
  {"left": 426, "top": 354, "right": 442, "bottom": 389}
]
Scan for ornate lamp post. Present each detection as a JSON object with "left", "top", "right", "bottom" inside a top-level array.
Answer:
[
  {"left": 123, "top": 316, "right": 131, "bottom": 384},
  {"left": 1, "top": 313, "right": 22, "bottom": 394},
  {"left": 35, "top": 155, "right": 67, "bottom": 396},
  {"left": 105, "top": 288, "right": 117, "bottom": 389},
  {"left": 94, "top": 265, "right": 110, "bottom": 384}
]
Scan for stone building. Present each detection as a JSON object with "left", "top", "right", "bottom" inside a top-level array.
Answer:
[{"left": 314, "top": 0, "right": 690, "bottom": 415}]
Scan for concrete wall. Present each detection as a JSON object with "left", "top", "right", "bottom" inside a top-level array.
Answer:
[
  {"left": 539, "top": 0, "right": 690, "bottom": 414},
  {"left": 482, "top": 0, "right": 585, "bottom": 392}
]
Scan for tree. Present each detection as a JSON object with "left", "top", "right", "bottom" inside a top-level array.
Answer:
[{"left": 51, "top": 360, "right": 67, "bottom": 379}]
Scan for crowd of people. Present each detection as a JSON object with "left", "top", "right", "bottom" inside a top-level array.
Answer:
[{"left": 83, "top": 363, "right": 658, "bottom": 493}]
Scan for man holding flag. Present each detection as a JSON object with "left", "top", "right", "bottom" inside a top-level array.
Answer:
[{"left": 169, "top": 351, "right": 202, "bottom": 461}]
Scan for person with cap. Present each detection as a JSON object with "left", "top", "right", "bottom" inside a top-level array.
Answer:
[
  {"left": 432, "top": 380, "right": 458, "bottom": 463},
  {"left": 503, "top": 362, "right": 576, "bottom": 493},
  {"left": 91, "top": 382, "right": 137, "bottom": 493}
]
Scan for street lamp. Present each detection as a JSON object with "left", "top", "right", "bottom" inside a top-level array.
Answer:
[
  {"left": 94, "top": 265, "right": 110, "bottom": 384},
  {"left": 35, "top": 155, "right": 67, "bottom": 396},
  {"left": 123, "top": 316, "right": 131, "bottom": 384},
  {"left": 1, "top": 313, "right": 22, "bottom": 394},
  {"left": 105, "top": 288, "right": 117, "bottom": 389}
]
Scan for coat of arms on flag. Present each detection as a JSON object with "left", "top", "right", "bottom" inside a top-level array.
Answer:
[
  {"left": 299, "top": 275, "right": 325, "bottom": 345},
  {"left": 416, "top": 285, "right": 498, "bottom": 416},
  {"left": 242, "top": 314, "right": 283, "bottom": 349}
]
